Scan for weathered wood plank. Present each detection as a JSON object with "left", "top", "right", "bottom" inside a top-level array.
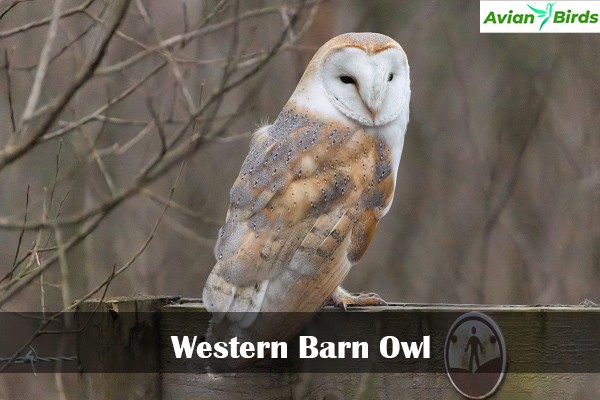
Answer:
[
  {"left": 77, "top": 295, "right": 179, "bottom": 400},
  {"left": 78, "top": 298, "right": 600, "bottom": 399},
  {"left": 159, "top": 301, "right": 600, "bottom": 399}
]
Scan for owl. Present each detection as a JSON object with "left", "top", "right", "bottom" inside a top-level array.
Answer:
[{"left": 203, "top": 33, "right": 410, "bottom": 342}]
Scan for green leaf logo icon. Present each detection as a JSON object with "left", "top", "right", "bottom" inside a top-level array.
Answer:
[{"left": 528, "top": 2, "right": 556, "bottom": 31}]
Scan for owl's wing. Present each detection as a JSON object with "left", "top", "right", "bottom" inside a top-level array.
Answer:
[{"left": 202, "top": 109, "right": 395, "bottom": 327}]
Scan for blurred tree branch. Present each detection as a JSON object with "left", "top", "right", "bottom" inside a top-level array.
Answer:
[
  {"left": 0, "top": 0, "right": 130, "bottom": 170},
  {"left": 0, "top": 0, "right": 317, "bottom": 310}
]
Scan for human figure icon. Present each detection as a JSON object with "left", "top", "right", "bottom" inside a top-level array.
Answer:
[{"left": 464, "top": 326, "right": 482, "bottom": 372}]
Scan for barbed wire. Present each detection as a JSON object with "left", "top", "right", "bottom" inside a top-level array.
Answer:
[{"left": 0, "top": 347, "right": 77, "bottom": 375}]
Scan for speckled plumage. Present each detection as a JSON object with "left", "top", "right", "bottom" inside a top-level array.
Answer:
[{"left": 203, "top": 33, "right": 410, "bottom": 339}]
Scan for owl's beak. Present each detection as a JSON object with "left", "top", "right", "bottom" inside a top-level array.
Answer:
[
  {"left": 362, "top": 100, "right": 377, "bottom": 121},
  {"left": 361, "top": 87, "right": 384, "bottom": 123},
  {"left": 360, "top": 70, "right": 387, "bottom": 123}
]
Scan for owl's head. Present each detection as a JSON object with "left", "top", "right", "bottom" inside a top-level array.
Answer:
[{"left": 291, "top": 32, "right": 410, "bottom": 128}]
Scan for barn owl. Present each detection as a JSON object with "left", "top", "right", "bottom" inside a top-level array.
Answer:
[{"left": 203, "top": 33, "right": 410, "bottom": 342}]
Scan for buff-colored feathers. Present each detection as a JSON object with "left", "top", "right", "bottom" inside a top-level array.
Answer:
[{"left": 203, "top": 33, "right": 410, "bottom": 345}]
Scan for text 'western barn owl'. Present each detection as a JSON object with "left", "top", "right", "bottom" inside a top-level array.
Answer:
[{"left": 203, "top": 32, "right": 410, "bottom": 348}]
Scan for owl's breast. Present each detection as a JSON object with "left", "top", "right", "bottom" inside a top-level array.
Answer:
[
  {"left": 216, "top": 110, "right": 398, "bottom": 272},
  {"left": 259, "top": 111, "right": 396, "bottom": 226}
]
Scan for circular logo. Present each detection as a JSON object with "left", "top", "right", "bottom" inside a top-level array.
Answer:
[{"left": 444, "top": 312, "right": 506, "bottom": 399}]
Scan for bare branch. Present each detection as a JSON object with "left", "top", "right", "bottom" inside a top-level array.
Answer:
[
  {"left": 0, "top": 0, "right": 131, "bottom": 171},
  {"left": 0, "top": 1, "right": 33, "bottom": 21},
  {"left": 146, "top": 99, "right": 167, "bottom": 156},
  {"left": 0, "top": 213, "right": 106, "bottom": 307},
  {"left": 18, "top": 0, "right": 64, "bottom": 130},
  {"left": 142, "top": 187, "right": 221, "bottom": 225},
  {"left": 0, "top": 0, "right": 94, "bottom": 39},
  {"left": 7, "top": 185, "right": 28, "bottom": 279},
  {"left": 94, "top": 1, "right": 315, "bottom": 75},
  {"left": 54, "top": 227, "right": 71, "bottom": 309},
  {"left": 0, "top": 262, "right": 115, "bottom": 373},
  {"left": 0, "top": 0, "right": 315, "bottom": 313},
  {"left": 135, "top": 0, "right": 196, "bottom": 115},
  {"left": 140, "top": 2, "right": 307, "bottom": 184},
  {"left": 93, "top": 121, "right": 154, "bottom": 157},
  {"left": 0, "top": 160, "right": 184, "bottom": 370},
  {"left": 10, "top": 20, "right": 97, "bottom": 72},
  {"left": 42, "top": 60, "right": 166, "bottom": 141},
  {"left": 110, "top": 161, "right": 187, "bottom": 277},
  {"left": 2, "top": 49, "right": 16, "bottom": 132}
]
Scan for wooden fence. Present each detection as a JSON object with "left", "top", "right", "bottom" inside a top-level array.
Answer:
[{"left": 76, "top": 295, "right": 599, "bottom": 399}]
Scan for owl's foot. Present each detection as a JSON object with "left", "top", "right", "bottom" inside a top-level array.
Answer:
[{"left": 327, "top": 286, "right": 388, "bottom": 310}]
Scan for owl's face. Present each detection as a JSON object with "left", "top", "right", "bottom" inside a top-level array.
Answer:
[
  {"left": 289, "top": 33, "right": 410, "bottom": 129},
  {"left": 321, "top": 46, "right": 410, "bottom": 127}
]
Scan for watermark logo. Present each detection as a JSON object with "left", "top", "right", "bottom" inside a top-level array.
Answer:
[
  {"left": 444, "top": 312, "right": 507, "bottom": 399},
  {"left": 528, "top": 2, "right": 555, "bottom": 31},
  {"left": 481, "top": 1, "right": 600, "bottom": 33}
]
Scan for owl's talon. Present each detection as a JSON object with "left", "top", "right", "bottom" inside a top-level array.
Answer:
[
  {"left": 328, "top": 287, "right": 388, "bottom": 309},
  {"left": 353, "top": 292, "right": 380, "bottom": 298}
]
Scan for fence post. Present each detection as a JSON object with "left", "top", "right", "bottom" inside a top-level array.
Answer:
[{"left": 76, "top": 295, "right": 179, "bottom": 400}]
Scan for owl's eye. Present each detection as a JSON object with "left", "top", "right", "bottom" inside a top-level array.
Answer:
[
  {"left": 339, "top": 75, "right": 356, "bottom": 84},
  {"left": 388, "top": 73, "right": 394, "bottom": 82}
]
